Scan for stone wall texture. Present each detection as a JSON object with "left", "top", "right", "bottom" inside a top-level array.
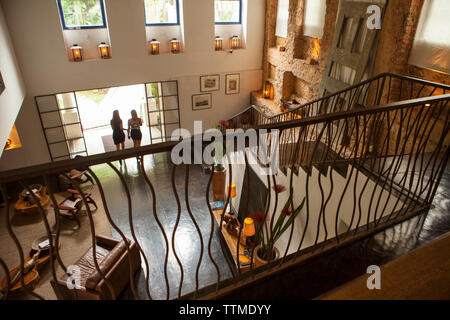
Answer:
[{"left": 254, "top": 0, "right": 450, "bottom": 116}]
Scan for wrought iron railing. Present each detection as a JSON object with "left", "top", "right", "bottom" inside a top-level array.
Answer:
[{"left": 0, "top": 73, "right": 449, "bottom": 300}]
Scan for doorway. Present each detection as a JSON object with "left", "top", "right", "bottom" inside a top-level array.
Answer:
[
  {"left": 35, "top": 81, "right": 181, "bottom": 161},
  {"left": 76, "top": 84, "right": 149, "bottom": 155}
]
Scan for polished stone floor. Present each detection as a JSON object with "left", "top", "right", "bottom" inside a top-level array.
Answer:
[
  {"left": 91, "top": 153, "right": 233, "bottom": 300},
  {"left": 91, "top": 152, "right": 449, "bottom": 300}
]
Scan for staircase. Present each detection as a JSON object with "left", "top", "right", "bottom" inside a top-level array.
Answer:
[
  {"left": 228, "top": 72, "right": 450, "bottom": 193},
  {"left": 278, "top": 141, "right": 349, "bottom": 178}
]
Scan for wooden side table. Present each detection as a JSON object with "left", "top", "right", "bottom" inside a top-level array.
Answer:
[
  {"left": 14, "top": 186, "right": 50, "bottom": 215},
  {"left": 213, "top": 209, "right": 251, "bottom": 272}
]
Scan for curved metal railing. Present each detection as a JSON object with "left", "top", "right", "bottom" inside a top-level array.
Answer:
[{"left": 0, "top": 73, "right": 449, "bottom": 300}]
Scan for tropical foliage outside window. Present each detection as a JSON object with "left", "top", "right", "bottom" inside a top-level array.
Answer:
[
  {"left": 144, "top": 0, "right": 179, "bottom": 25},
  {"left": 58, "top": 0, "right": 106, "bottom": 29},
  {"left": 215, "top": 0, "right": 241, "bottom": 24}
]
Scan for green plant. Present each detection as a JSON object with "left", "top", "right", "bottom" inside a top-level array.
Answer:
[{"left": 252, "top": 189, "right": 305, "bottom": 261}]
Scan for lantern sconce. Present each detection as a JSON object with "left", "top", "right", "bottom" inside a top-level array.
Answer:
[
  {"left": 170, "top": 38, "right": 180, "bottom": 54},
  {"left": 71, "top": 44, "right": 83, "bottom": 62},
  {"left": 98, "top": 42, "right": 111, "bottom": 59},
  {"left": 263, "top": 80, "right": 274, "bottom": 100},
  {"left": 214, "top": 36, "right": 223, "bottom": 51},
  {"left": 230, "top": 35, "right": 241, "bottom": 50},
  {"left": 309, "top": 37, "right": 321, "bottom": 65},
  {"left": 150, "top": 39, "right": 160, "bottom": 55}
]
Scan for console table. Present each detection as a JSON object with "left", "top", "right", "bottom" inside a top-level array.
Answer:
[{"left": 213, "top": 209, "right": 251, "bottom": 272}]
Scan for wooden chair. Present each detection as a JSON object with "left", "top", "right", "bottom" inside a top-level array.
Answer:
[
  {"left": 53, "top": 189, "right": 97, "bottom": 227},
  {"left": 69, "top": 169, "right": 94, "bottom": 187}
]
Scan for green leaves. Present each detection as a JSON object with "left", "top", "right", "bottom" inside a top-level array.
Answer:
[
  {"left": 255, "top": 195, "right": 305, "bottom": 258},
  {"left": 61, "top": 0, "right": 103, "bottom": 28},
  {"left": 273, "top": 197, "right": 305, "bottom": 244}
]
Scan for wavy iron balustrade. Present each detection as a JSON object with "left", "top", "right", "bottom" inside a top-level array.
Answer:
[{"left": 0, "top": 73, "right": 449, "bottom": 300}]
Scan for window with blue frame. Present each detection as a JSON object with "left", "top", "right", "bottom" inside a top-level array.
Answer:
[
  {"left": 144, "top": 0, "right": 180, "bottom": 25},
  {"left": 215, "top": 0, "right": 241, "bottom": 24},
  {"left": 57, "top": 0, "right": 107, "bottom": 30}
]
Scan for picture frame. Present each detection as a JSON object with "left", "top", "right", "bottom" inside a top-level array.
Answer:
[
  {"left": 200, "top": 74, "right": 220, "bottom": 92},
  {"left": 225, "top": 73, "right": 240, "bottom": 95},
  {"left": 192, "top": 93, "right": 212, "bottom": 111},
  {"left": 0, "top": 72, "right": 5, "bottom": 96}
]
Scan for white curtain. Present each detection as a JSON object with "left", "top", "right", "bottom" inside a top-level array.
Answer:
[
  {"left": 275, "top": 0, "right": 289, "bottom": 38},
  {"left": 408, "top": 0, "right": 450, "bottom": 74},
  {"left": 303, "top": 0, "right": 326, "bottom": 39}
]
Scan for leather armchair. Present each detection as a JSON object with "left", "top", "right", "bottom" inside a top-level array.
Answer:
[{"left": 51, "top": 235, "right": 141, "bottom": 300}]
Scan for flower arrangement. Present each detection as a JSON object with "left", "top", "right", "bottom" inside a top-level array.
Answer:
[
  {"left": 252, "top": 185, "right": 305, "bottom": 261},
  {"left": 218, "top": 120, "right": 232, "bottom": 131}
]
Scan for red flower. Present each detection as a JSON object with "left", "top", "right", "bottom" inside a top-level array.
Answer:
[
  {"left": 219, "top": 120, "right": 229, "bottom": 128},
  {"left": 252, "top": 211, "right": 265, "bottom": 223},
  {"left": 282, "top": 204, "right": 292, "bottom": 216},
  {"left": 273, "top": 184, "right": 286, "bottom": 193}
]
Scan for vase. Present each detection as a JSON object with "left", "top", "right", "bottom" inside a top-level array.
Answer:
[
  {"left": 212, "top": 169, "right": 226, "bottom": 201},
  {"left": 254, "top": 244, "right": 280, "bottom": 267}
]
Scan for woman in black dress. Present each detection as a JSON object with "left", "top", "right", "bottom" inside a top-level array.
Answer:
[
  {"left": 127, "top": 109, "right": 143, "bottom": 148},
  {"left": 111, "top": 110, "right": 125, "bottom": 151}
]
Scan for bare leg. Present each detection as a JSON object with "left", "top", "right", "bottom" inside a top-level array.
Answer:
[
  {"left": 136, "top": 140, "right": 143, "bottom": 161},
  {"left": 116, "top": 144, "right": 123, "bottom": 165},
  {"left": 133, "top": 140, "right": 143, "bottom": 161}
]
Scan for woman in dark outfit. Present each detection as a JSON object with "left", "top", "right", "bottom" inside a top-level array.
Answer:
[
  {"left": 127, "top": 109, "right": 143, "bottom": 162},
  {"left": 127, "top": 109, "right": 143, "bottom": 148},
  {"left": 111, "top": 110, "right": 125, "bottom": 151}
]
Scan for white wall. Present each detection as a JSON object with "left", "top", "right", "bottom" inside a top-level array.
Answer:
[
  {"left": 0, "top": 0, "right": 265, "bottom": 171},
  {"left": 0, "top": 4, "right": 25, "bottom": 157}
]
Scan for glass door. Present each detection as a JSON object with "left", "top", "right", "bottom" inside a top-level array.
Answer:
[
  {"left": 35, "top": 92, "right": 88, "bottom": 162},
  {"left": 145, "top": 80, "right": 181, "bottom": 144}
]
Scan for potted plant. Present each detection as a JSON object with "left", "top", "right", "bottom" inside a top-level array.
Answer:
[{"left": 251, "top": 185, "right": 305, "bottom": 266}]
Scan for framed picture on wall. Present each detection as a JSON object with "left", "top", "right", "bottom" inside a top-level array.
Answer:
[
  {"left": 225, "top": 73, "right": 240, "bottom": 95},
  {"left": 192, "top": 93, "right": 212, "bottom": 111},
  {"left": 200, "top": 74, "right": 220, "bottom": 92},
  {"left": 0, "top": 72, "right": 5, "bottom": 95}
]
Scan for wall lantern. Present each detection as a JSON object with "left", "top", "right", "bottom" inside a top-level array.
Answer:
[
  {"left": 170, "top": 38, "right": 180, "bottom": 54},
  {"left": 150, "top": 39, "right": 160, "bottom": 55},
  {"left": 214, "top": 36, "right": 223, "bottom": 51},
  {"left": 263, "top": 80, "right": 274, "bottom": 99},
  {"left": 70, "top": 44, "right": 83, "bottom": 62},
  {"left": 230, "top": 35, "right": 241, "bottom": 50},
  {"left": 98, "top": 42, "right": 111, "bottom": 59}
]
